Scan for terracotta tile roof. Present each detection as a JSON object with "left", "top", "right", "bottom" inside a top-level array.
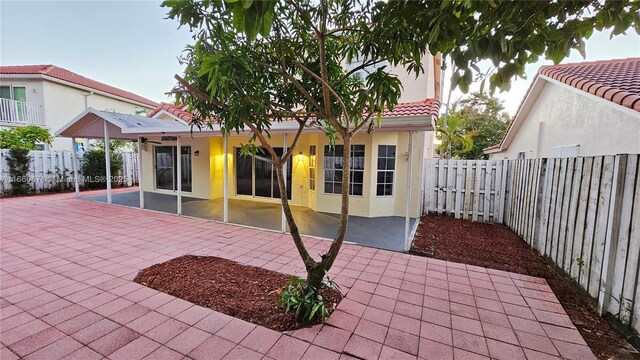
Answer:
[
  {"left": 539, "top": 57, "right": 640, "bottom": 112},
  {"left": 148, "top": 102, "right": 194, "bottom": 122},
  {"left": 149, "top": 98, "right": 440, "bottom": 124},
  {"left": 0, "top": 65, "right": 159, "bottom": 108},
  {"left": 484, "top": 58, "right": 640, "bottom": 153},
  {"left": 382, "top": 98, "right": 441, "bottom": 118}
]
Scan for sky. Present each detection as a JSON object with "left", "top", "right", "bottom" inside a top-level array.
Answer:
[{"left": 1, "top": 1, "right": 639, "bottom": 114}]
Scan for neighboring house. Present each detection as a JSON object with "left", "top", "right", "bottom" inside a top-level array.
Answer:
[
  {"left": 485, "top": 58, "right": 640, "bottom": 159},
  {"left": 57, "top": 53, "right": 442, "bottom": 250},
  {"left": 0, "top": 65, "right": 158, "bottom": 150}
]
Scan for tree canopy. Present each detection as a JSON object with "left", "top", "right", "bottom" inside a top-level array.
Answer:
[
  {"left": 438, "top": 93, "right": 510, "bottom": 159},
  {"left": 163, "top": 0, "right": 428, "bottom": 294},
  {"left": 376, "top": 0, "right": 639, "bottom": 93},
  {"left": 0, "top": 126, "right": 52, "bottom": 150}
]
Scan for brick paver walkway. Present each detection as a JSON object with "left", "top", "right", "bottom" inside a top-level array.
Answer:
[{"left": 0, "top": 190, "right": 596, "bottom": 360}]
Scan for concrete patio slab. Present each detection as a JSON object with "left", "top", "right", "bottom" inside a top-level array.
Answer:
[
  {"left": 0, "top": 189, "right": 595, "bottom": 360},
  {"left": 82, "top": 190, "right": 416, "bottom": 251}
]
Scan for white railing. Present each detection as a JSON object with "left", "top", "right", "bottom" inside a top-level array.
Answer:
[{"left": 0, "top": 98, "right": 45, "bottom": 125}]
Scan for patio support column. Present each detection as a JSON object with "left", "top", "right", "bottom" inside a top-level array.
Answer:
[
  {"left": 71, "top": 137, "right": 80, "bottom": 198},
  {"left": 103, "top": 119, "right": 112, "bottom": 204},
  {"left": 281, "top": 134, "right": 288, "bottom": 234},
  {"left": 137, "top": 136, "right": 144, "bottom": 209},
  {"left": 177, "top": 136, "right": 182, "bottom": 215},
  {"left": 223, "top": 135, "right": 229, "bottom": 223},
  {"left": 404, "top": 131, "right": 414, "bottom": 250}
]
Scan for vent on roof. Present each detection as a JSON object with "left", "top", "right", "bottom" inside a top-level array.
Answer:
[{"left": 161, "top": 136, "right": 177, "bottom": 141}]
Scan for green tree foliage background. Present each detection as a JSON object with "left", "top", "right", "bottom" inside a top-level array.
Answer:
[{"left": 438, "top": 92, "right": 510, "bottom": 159}]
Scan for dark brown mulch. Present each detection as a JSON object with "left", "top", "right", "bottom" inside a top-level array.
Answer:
[
  {"left": 410, "top": 215, "right": 636, "bottom": 360},
  {"left": 133, "top": 255, "right": 342, "bottom": 332}
]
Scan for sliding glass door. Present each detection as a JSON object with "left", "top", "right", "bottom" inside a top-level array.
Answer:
[
  {"left": 235, "top": 147, "right": 292, "bottom": 199},
  {"left": 154, "top": 146, "right": 192, "bottom": 192}
]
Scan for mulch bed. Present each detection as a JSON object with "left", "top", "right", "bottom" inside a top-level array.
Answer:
[
  {"left": 133, "top": 255, "right": 342, "bottom": 332},
  {"left": 411, "top": 215, "right": 636, "bottom": 360}
]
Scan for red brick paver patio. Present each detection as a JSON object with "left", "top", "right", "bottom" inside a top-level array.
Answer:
[{"left": 0, "top": 191, "right": 596, "bottom": 360}]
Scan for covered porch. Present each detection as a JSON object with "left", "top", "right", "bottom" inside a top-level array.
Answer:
[
  {"left": 82, "top": 190, "right": 415, "bottom": 251},
  {"left": 56, "top": 107, "right": 430, "bottom": 252}
]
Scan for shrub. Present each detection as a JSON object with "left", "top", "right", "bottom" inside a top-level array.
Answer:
[
  {"left": 6, "top": 148, "right": 32, "bottom": 195},
  {"left": 82, "top": 149, "right": 123, "bottom": 189},
  {"left": 0, "top": 126, "right": 52, "bottom": 150},
  {"left": 278, "top": 275, "right": 340, "bottom": 322}
]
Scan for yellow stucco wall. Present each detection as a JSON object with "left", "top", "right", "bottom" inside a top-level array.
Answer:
[{"left": 139, "top": 130, "right": 425, "bottom": 217}]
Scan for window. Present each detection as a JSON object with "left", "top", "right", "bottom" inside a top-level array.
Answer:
[
  {"left": 324, "top": 144, "right": 365, "bottom": 196},
  {"left": 376, "top": 145, "right": 396, "bottom": 196},
  {"left": 309, "top": 145, "right": 316, "bottom": 191},
  {"left": 344, "top": 56, "right": 387, "bottom": 81},
  {"left": 154, "top": 146, "right": 192, "bottom": 192},
  {"left": 0, "top": 85, "right": 26, "bottom": 102}
]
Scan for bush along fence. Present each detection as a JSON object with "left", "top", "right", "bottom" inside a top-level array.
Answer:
[
  {"left": 423, "top": 155, "right": 640, "bottom": 334},
  {"left": 0, "top": 149, "right": 139, "bottom": 195}
]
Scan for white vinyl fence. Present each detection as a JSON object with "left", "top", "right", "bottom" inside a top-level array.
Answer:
[
  {"left": 424, "top": 155, "right": 640, "bottom": 334},
  {"left": 0, "top": 149, "right": 139, "bottom": 195}
]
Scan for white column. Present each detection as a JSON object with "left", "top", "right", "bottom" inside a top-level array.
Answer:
[
  {"left": 104, "top": 120, "right": 112, "bottom": 204},
  {"left": 137, "top": 136, "right": 144, "bottom": 209},
  {"left": 223, "top": 135, "right": 229, "bottom": 223},
  {"left": 71, "top": 137, "right": 80, "bottom": 198},
  {"left": 176, "top": 137, "right": 182, "bottom": 215},
  {"left": 404, "top": 131, "right": 414, "bottom": 250},
  {"left": 281, "top": 134, "right": 288, "bottom": 234}
]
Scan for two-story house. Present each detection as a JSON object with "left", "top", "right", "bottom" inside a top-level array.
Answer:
[{"left": 0, "top": 65, "right": 158, "bottom": 150}]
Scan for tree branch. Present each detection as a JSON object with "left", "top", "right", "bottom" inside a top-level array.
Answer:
[{"left": 174, "top": 74, "right": 280, "bottom": 163}]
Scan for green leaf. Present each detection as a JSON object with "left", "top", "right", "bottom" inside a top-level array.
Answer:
[
  {"left": 244, "top": 7, "right": 260, "bottom": 40},
  {"left": 232, "top": 3, "right": 245, "bottom": 31},
  {"left": 241, "top": 0, "right": 253, "bottom": 9}
]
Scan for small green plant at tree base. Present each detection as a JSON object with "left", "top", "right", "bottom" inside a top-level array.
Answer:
[
  {"left": 575, "top": 257, "right": 585, "bottom": 267},
  {"left": 278, "top": 274, "right": 341, "bottom": 322}
]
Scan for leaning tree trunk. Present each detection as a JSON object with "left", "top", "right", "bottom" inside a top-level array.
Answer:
[{"left": 273, "top": 136, "right": 353, "bottom": 291}]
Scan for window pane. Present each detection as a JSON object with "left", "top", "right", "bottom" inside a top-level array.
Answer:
[
  {"left": 378, "top": 145, "right": 387, "bottom": 157},
  {"left": 236, "top": 148, "right": 252, "bottom": 195},
  {"left": 12, "top": 87, "right": 26, "bottom": 102},
  {"left": 155, "top": 146, "right": 174, "bottom": 190},
  {"left": 0, "top": 86, "right": 10, "bottom": 99},
  {"left": 180, "top": 146, "right": 192, "bottom": 192}
]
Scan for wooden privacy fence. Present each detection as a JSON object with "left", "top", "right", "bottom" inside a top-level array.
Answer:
[
  {"left": 423, "top": 159, "right": 511, "bottom": 223},
  {"left": 423, "top": 155, "right": 640, "bottom": 334},
  {"left": 0, "top": 149, "right": 139, "bottom": 195}
]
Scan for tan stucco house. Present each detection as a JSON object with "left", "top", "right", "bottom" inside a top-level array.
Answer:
[
  {"left": 0, "top": 65, "right": 158, "bottom": 151},
  {"left": 485, "top": 58, "right": 640, "bottom": 159},
  {"left": 56, "top": 54, "right": 442, "bottom": 251}
]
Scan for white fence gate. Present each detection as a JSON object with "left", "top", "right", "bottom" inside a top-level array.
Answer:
[
  {"left": 423, "top": 155, "right": 640, "bottom": 334},
  {"left": 0, "top": 149, "right": 139, "bottom": 195}
]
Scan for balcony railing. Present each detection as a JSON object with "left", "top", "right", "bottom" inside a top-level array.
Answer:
[{"left": 0, "top": 98, "right": 45, "bottom": 126}]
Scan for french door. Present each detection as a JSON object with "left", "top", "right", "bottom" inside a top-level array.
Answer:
[
  {"left": 236, "top": 147, "right": 292, "bottom": 199},
  {"left": 155, "top": 146, "right": 192, "bottom": 192}
]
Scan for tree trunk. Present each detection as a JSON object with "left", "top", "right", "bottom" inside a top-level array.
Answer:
[
  {"left": 273, "top": 160, "right": 321, "bottom": 276},
  {"left": 321, "top": 136, "right": 351, "bottom": 270}
]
